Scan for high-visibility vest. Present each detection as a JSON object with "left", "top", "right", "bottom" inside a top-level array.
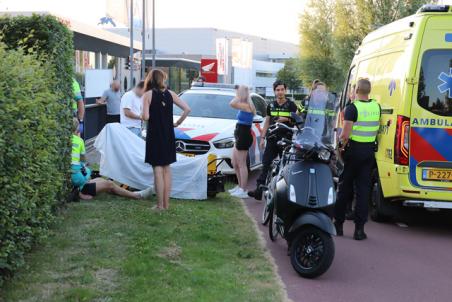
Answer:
[
  {"left": 297, "top": 103, "right": 306, "bottom": 113},
  {"left": 72, "top": 78, "right": 82, "bottom": 114},
  {"left": 269, "top": 100, "right": 293, "bottom": 118},
  {"left": 350, "top": 100, "right": 380, "bottom": 143},
  {"left": 307, "top": 108, "right": 336, "bottom": 117},
  {"left": 72, "top": 134, "right": 85, "bottom": 165}
]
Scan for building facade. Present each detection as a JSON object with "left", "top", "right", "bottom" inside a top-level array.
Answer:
[{"left": 110, "top": 27, "right": 299, "bottom": 96}]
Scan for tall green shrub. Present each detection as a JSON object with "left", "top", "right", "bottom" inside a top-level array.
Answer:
[
  {"left": 0, "top": 14, "right": 74, "bottom": 285},
  {"left": 0, "top": 13, "right": 74, "bottom": 200}
]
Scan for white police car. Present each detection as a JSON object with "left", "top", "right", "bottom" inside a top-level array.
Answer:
[{"left": 173, "top": 83, "right": 267, "bottom": 174}]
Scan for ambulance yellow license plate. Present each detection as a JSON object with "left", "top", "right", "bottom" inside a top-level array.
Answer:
[
  {"left": 422, "top": 169, "right": 452, "bottom": 182},
  {"left": 182, "top": 153, "right": 195, "bottom": 157}
]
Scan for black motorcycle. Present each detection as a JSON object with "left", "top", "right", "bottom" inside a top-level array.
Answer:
[{"left": 263, "top": 90, "right": 338, "bottom": 278}]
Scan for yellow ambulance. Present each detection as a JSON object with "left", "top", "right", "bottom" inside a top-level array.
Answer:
[{"left": 340, "top": 4, "right": 452, "bottom": 221}]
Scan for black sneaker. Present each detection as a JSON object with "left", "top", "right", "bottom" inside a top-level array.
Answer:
[
  {"left": 247, "top": 188, "right": 262, "bottom": 200},
  {"left": 353, "top": 226, "right": 367, "bottom": 240},
  {"left": 334, "top": 221, "right": 343, "bottom": 236}
]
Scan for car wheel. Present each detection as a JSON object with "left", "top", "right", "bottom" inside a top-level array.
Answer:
[{"left": 370, "top": 169, "right": 397, "bottom": 222}]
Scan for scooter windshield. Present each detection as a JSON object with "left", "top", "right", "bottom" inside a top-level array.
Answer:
[{"left": 297, "top": 89, "right": 338, "bottom": 147}]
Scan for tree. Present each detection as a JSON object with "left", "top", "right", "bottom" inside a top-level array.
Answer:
[
  {"left": 299, "top": 0, "right": 437, "bottom": 90},
  {"left": 276, "top": 58, "right": 303, "bottom": 94},
  {"left": 299, "top": 0, "right": 343, "bottom": 91},
  {"left": 332, "top": 0, "right": 372, "bottom": 74}
]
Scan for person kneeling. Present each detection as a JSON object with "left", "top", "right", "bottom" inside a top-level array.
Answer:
[{"left": 71, "top": 118, "right": 152, "bottom": 200}]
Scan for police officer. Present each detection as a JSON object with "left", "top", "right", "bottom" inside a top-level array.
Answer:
[
  {"left": 248, "top": 80, "right": 297, "bottom": 200},
  {"left": 334, "top": 79, "right": 381, "bottom": 240}
]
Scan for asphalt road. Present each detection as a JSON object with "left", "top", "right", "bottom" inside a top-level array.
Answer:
[{"left": 244, "top": 172, "right": 452, "bottom": 302}]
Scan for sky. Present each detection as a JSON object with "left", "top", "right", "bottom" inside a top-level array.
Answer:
[{"left": 0, "top": 0, "right": 306, "bottom": 44}]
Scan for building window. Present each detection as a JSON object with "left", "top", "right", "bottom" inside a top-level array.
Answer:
[{"left": 256, "top": 71, "right": 275, "bottom": 78}]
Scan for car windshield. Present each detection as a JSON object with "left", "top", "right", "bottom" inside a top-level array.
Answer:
[{"left": 174, "top": 92, "right": 236, "bottom": 119}]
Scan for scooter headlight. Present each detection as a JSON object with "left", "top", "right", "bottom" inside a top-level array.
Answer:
[{"left": 318, "top": 149, "right": 331, "bottom": 161}]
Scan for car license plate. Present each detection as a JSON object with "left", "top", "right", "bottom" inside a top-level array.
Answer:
[
  {"left": 182, "top": 153, "right": 195, "bottom": 157},
  {"left": 422, "top": 169, "right": 452, "bottom": 182}
]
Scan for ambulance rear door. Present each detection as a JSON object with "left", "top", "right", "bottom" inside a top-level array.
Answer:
[{"left": 409, "top": 15, "right": 452, "bottom": 190}]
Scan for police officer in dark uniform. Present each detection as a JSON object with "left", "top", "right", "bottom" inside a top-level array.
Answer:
[
  {"left": 334, "top": 79, "right": 381, "bottom": 240},
  {"left": 248, "top": 80, "right": 297, "bottom": 200}
]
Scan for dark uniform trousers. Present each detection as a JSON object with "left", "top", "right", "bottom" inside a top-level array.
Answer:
[
  {"left": 334, "top": 142, "right": 375, "bottom": 227},
  {"left": 256, "top": 138, "right": 282, "bottom": 186}
]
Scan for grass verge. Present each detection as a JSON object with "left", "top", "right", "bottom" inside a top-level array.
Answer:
[{"left": 0, "top": 193, "right": 285, "bottom": 302}]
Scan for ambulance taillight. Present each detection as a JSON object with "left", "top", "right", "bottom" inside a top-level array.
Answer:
[{"left": 394, "top": 115, "right": 410, "bottom": 166}]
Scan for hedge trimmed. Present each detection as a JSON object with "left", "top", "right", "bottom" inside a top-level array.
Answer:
[{"left": 0, "top": 14, "right": 74, "bottom": 285}]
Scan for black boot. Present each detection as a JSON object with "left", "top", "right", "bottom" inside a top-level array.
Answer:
[
  {"left": 353, "top": 225, "right": 367, "bottom": 240},
  {"left": 345, "top": 210, "right": 355, "bottom": 221},
  {"left": 334, "top": 221, "right": 343, "bottom": 236},
  {"left": 247, "top": 188, "right": 263, "bottom": 200}
]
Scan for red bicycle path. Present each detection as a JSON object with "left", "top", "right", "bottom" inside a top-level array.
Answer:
[{"left": 243, "top": 172, "right": 452, "bottom": 302}]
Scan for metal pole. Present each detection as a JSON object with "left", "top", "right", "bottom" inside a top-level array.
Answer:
[
  {"left": 141, "top": 0, "right": 146, "bottom": 79},
  {"left": 152, "top": 0, "right": 156, "bottom": 68},
  {"left": 129, "top": 0, "right": 134, "bottom": 90}
]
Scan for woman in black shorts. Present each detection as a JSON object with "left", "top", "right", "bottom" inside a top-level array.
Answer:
[{"left": 229, "top": 85, "right": 256, "bottom": 198}]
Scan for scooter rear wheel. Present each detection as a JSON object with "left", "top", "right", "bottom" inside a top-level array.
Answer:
[
  {"left": 268, "top": 208, "right": 279, "bottom": 241},
  {"left": 261, "top": 191, "right": 272, "bottom": 225},
  {"left": 290, "top": 226, "right": 334, "bottom": 278},
  {"left": 261, "top": 201, "right": 271, "bottom": 226}
]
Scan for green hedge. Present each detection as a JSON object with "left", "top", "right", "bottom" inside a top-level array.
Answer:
[{"left": 0, "top": 14, "right": 74, "bottom": 285}]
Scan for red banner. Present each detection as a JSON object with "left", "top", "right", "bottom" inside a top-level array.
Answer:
[{"left": 200, "top": 59, "right": 218, "bottom": 83}]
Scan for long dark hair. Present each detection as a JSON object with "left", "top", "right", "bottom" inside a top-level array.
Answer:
[{"left": 144, "top": 69, "right": 167, "bottom": 92}]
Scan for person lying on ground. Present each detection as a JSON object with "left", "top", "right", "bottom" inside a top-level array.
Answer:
[{"left": 71, "top": 118, "right": 152, "bottom": 200}]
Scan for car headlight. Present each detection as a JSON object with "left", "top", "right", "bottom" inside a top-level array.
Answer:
[
  {"left": 213, "top": 137, "right": 235, "bottom": 149},
  {"left": 318, "top": 149, "right": 331, "bottom": 161}
]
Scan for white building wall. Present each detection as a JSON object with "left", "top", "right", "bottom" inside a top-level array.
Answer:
[
  {"left": 109, "top": 28, "right": 298, "bottom": 59},
  {"left": 110, "top": 27, "right": 297, "bottom": 94},
  {"left": 252, "top": 60, "right": 284, "bottom": 96}
]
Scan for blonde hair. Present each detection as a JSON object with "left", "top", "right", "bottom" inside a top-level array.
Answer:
[
  {"left": 145, "top": 69, "right": 167, "bottom": 91},
  {"left": 236, "top": 85, "right": 256, "bottom": 115}
]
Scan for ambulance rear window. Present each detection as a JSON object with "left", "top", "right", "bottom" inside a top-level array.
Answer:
[{"left": 417, "top": 50, "right": 452, "bottom": 117}]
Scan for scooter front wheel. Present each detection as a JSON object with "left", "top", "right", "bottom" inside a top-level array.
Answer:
[
  {"left": 290, "top": 226, "right": 334, "bottom": 278},
  {"left": 268, "top": 208, "right": 279, "bottom": 241}
]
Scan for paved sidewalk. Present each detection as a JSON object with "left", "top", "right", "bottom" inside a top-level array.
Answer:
[{"left": 244, "top": 172, "right": 452, "bottom": 302}]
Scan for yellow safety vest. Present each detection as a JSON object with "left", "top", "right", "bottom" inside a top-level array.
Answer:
[
  {"left": 72, "top": 78, "right": 82, "bottom": 114},
  {"left": 350, "top": 100, "right": 380, "bottom": 143},
  {"left": 72, "top": 134, "right": 85, "bottom": 165}
]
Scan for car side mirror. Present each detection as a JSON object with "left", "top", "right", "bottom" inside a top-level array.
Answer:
[{"left": 253, "top": 115, "right": 264, "bottom": 124}]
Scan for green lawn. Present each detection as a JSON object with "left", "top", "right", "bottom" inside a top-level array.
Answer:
[{"left": 0, "top": 193, "right": 285, "bottom": 302}]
